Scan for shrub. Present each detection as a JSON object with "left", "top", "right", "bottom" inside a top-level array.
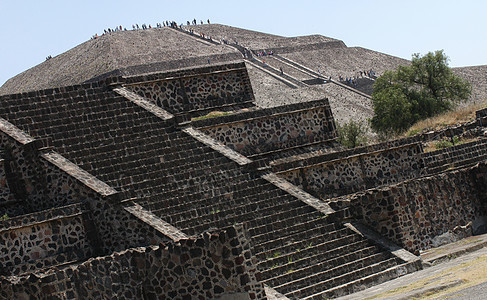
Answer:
[{"left": 337, "top": 120, "right": 368, "bottom": 148}]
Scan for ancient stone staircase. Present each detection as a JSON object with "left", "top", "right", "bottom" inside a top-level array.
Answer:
[
  {"left": 0, "top": 79, "right": 420, "bottom": 298},
  {"left": 249, "top": 57, "right": 308, "bottom": 88},
  {"left": 275, "top": 54, "right": 373, "bottom": 99},
  {"left": 253, "top": 220, "right": 406, "bottom": 299},
  {"left": 256, "top": 56, "right": 316, "bottom": 81},
  {"left": 339, "top": 76, "right": 375, "bottom": 95},
  {"left": 423, "top": 138, "right": 487, "bottom": 174}
]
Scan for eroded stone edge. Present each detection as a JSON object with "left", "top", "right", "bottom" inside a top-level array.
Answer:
[
  {"left": 261, "top": 173, "right": 335, "bottom": 215},
  {"left": 183, "top": 126, "right": 252, "bottom": 166},
  {"left": 0, "top": 117, "right": 36, "bottom": 145},
  {"left": 41, "top": 151, "right": 118, "bottom": 199},
  {"left": 125, "top": 204, "right": 188, "bottom": 242},
  {"left": 113, "top": 87, "right": 175, "bottom": 121}
]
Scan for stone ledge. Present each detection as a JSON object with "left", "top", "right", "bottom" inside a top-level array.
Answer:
[
  {"left": 476, "top": 107, "right": 487, "bottom": 119},
  {"left": 123, "top": 65, "right": 247, "bottom": 86},
  {"left": 182, "top": 127, "right": 252, "bottom": 166},
  {"left": 261, "top": 173, "right": 335, "bottom": 215},
  {"left": 113, "top": 87, "right": 175, "bottom": 122},
  {"left": 254, "top": 40, "right": 346, "bottom": 55},
  {"left": 124, "top": 204, "right": 188, "bottom": 242},
  {"left": 191, "top": 98, "right": 330, "bottom": 129},
  {"left": 320, "top": 259, "right": 423, "bottom": 299},
  {"left": 0, "top": 117, "right": 37, "bottom": 146},
  {"left": 0, "top": 203, "right": 83, "bottom": 233},
  {"left": 264, "top": 285, "right": 290, "bottom": 300},
  {"left": 41, "top": 151, "right": 119, "bottom": 200}
]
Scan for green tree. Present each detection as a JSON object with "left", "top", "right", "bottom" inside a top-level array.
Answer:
[
  {"left": 371, "top": 50, "right": 471, "bottom": 135},
  {"left": 337, "top": 120, "right": 368, "bottom": 148}
]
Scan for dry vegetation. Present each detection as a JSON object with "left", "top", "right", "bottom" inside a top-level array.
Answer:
[{"left": 404, "top": 99, "right": 487, "bottom": 137}]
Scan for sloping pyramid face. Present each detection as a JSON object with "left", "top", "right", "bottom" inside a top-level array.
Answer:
[{"left": 0, "top": 26, "right": 244, "bottom": 96}]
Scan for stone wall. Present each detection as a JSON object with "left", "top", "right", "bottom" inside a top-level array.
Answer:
[
  {"left": 271, "top": 135, "right": 422, "bottom": 172},
  {"left": 193, "top": 99, "right": 336, "bottom": 156},
  {"left": 125, "top": 62, "right": 254, "bottom": 118},
  {"left": 1, "top": 224, "right": 266, "bottom": 300},
  {"left": 0, "top": 203, "right": 93, "bottom": 276},
  {"left": 0, "top": 118, "right": 47, "bottom": 217},
  {"left": 277, "top": 143, "right": 425, "bottom": 200},
  {"left": 0, "top": 147, "right": 174, "bottom": 276},
  {"left": 0, "top": 118, "right": 172, "bottom": 255},
  {"left": 0, "top": 159, "right": 16, "bottom": 211},
  {"left": 349, "top": 161, "right": 487, "bottom": 254},
  {"left": 39, "top": 151, "right": 172, "bottom": 254}
]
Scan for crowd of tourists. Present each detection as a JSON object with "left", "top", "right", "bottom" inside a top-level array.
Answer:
[
  {"left": 336, "top": 69, "right": 376, "bottom": 87},
  {"left": 91, "top": 19, "right": 211, "bottom": 40},
  {"left": 256, "top": 50, "right": 274, "bottom": 57}
]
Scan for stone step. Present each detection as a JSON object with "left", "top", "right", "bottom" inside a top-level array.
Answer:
[
  {"left": 180, "top": 195, "right": 307, "bottom": 235},
  {"left": 172, "top": 192, "right": 304, "bottom": 230},
  {"left": 251, "top": 215, "right": 335, "bottom": 247},
  {"left": 278, "top": 252, "right": 393, "bottom": 294},
  {"left": 292, "top": 257, "right": 400, "bottom": 299},
  {"left": 248, "top": 209, "right": 325, "bottom": 241},
  {"left": 103, "top": 159, "right": 242, "bottom": 192},
  {"left": 253, "top": 222, "right": 337, "bottom": 254},
  {"left": 263, "top": 245, "right": 380, "bottom": 288},
  {"left": 152, "top": 164, "right": 246, "bottom": 192},
  {"left": 261, "top": 56, "right": 315, "bottom": 81},
  {"left": 428, "top": 153, "right": 487, "bottom": 174},
  {"left": 1, "top": 101, "right": 112, "bottom": 128},
  {"left": 28, "top": 109, "right": 159, "bottom": 139},
  {"left": 163, "top": 185, "right": 288, "bottom": 224},
  {"left": 303, "top": 261, "right": 417, "bottom": 299},
  {"left": 73, "top": 135, "right": 200, "bottom": 166},
  {"left": 247, "top": 204, "right": 321, "bottom": 233},
  {"left": 256, "top": 229, "right": 359, "bottom": 267},
  {"left": 260, "top": 239, "right": 371, "bottom": 281},
  {"left": 139, "top": 172, "right": 252, "bottom": 206},
  {"left": 91, "top": 149, "right": 226, "bottom": 183},
  {"left": 68, "top": 138, "right": 169, "bottom": 163},
  {"left": 64, "top": 128, "right": 182, "bottom": 150},
  {"left": 141, "top": 177, "right": 269, "bottom": 213}
]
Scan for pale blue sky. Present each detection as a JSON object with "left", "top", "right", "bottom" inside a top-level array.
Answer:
[{"left": 0, "top": 0, "right": 485, "bottom": 87}]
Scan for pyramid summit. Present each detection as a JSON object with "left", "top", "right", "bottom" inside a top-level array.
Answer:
[{"left": 0, "top": 23, "right": 387, "bottom": 96}]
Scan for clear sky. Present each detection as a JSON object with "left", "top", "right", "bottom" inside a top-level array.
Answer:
[{"left": 0, "top": 0, "right": 485, "bottom": 87}]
